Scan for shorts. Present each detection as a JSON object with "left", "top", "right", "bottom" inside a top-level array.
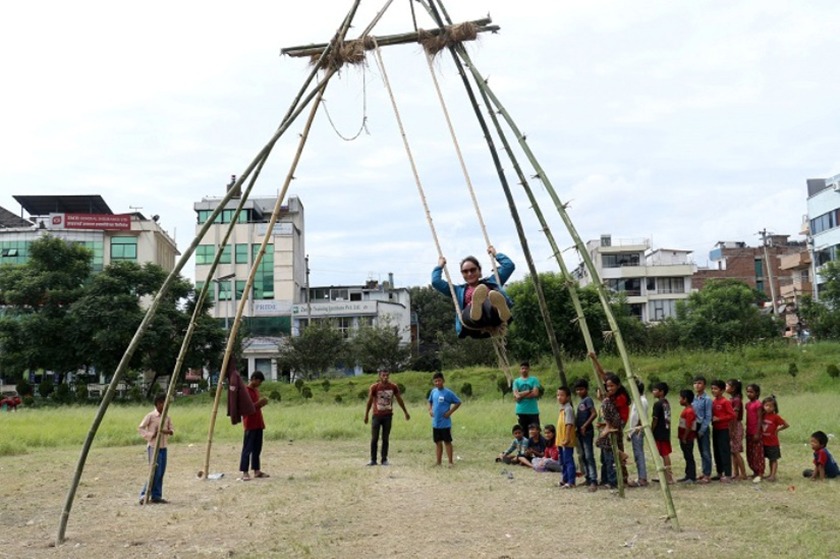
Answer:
[
  {"left": 433, "top": 428, "right": 452, "bottom": 443},
  {"left": 764, "top": 445, "right": 781, "bottom": 461},
  {"left": 655, "top": 440, "right": 672, "bottom": 456}
]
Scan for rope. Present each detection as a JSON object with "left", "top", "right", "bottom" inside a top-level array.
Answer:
[
  {"left": 322, "top": 71, "right": 369, "bottom": 141},
  {"left": 371, "top": 38, "right": 464, "bottom": 327},
  {"left": 490, "top": 324, "right": 513, "bottom": 385},
  {"left": 424, "top": 51, "right": 501, "bottom": 286}
]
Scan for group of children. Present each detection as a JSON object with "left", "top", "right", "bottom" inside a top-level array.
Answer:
[{"left": 495, "top": 354, "right": 839, "bottom": 489}]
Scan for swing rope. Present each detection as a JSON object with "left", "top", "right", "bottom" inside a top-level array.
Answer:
[
  {"left": 372, "top": 38, "right": 512, "bottom": 383},
  {"left": 322, "top": 70, "right": 370, "bottom": 141}
]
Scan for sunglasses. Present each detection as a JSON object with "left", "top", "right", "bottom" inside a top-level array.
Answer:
[{"left": 461, "top": 267, "right": 479, "bottom": 274}]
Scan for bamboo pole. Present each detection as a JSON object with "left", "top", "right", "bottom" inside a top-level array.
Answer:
[
  {"left": 421, "top": 7, "right": 566, "bottom": 388},
  {"left": 280, "top": 18, "right": 495, "bottom": 57},
  {"left": 54, "top": 13, "right": 350, "bottom": 546},
  {"left": 449, "top": 43, "right": 680, "bottom": 530},
  {"left": 201, "top": 0, "right": 364, "bottom": 480}
]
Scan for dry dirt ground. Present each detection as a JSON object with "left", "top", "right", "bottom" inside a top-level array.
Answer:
[{"left": 1, "top": 439, "right": 838, "bottom": 559}]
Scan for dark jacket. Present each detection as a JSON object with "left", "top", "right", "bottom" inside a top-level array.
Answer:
[{"left": 227, "top": 361, "right": 256, "bottom": 425}]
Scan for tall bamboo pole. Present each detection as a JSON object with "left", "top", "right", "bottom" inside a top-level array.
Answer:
[
  {"left": 421, "top": 9, "right": 567, "bottom": 388},
  {"left": 200, "top": 0, "right": 363, "bottom": 480},
  {"left": 55, "top": 16, "right": 348, "bottom": 547},
  {"left": 449, "top": 44, "right": 679, "bottom": 529}
]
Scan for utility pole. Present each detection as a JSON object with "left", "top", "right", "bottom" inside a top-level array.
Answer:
[
  {"left": 305, "top": 254, "right": 311, "bottom": 328},
  {"left": 758, "top": 229, "right": 779, "bottom": 313}
]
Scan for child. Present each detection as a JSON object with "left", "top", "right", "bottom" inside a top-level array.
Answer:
[
  {"left": 556, "top": 386, "right": 577, "bottom": 488},
  {"left": 595, "top": 380, "right": 629, "bottom": 488},
  {"left": 744, "top": 383, "right": 765, "bottom": 478},
  {"left": 532, "top": 425, "right": 562, "bottom": 473},
  {"left": 497, "top": 424, "right": 530, "bottom": 466},
  {"left": 138, "top": 393, "right": 174, "bottom": 504},
  {"left": 710, "top": 379, "right": 736, "bottom": 483},
  {"left": 240, "top": 371, "right": 269, "bottom": 481},
  {"left": 524, "top": 423, "right": 547, "bottom": 465},
  {"left": 677, "top": 390, "right": 697, "bottom": 483},
  {"left": 726, "top": 379, "right": 747, "bottom": 481},
  {"left": 804, "top": 431, "right": 840, "bottom": 480},
  {"left": 364, "top": 369, "right": 411, "bottom": 466},
  {"left": 626, "top": 379, "right": 649, "bottom": 487},
  {"left": 513, "top": 362, "right": 541, "bottom": 431},
  {"left": 650, "top": 382, "right": 674, "bottom": 484},
  {"left": 574, "top": 379, "right": 598, "bottom": 491},
  {"left": 692, "top": 376, "right": 714, "bottom": 483},
  {"left": 761, "top": 396, "right": 789, "bottom": 482},
  {"left": 427, "top": 372, "right": 462, "bottom": 467}
]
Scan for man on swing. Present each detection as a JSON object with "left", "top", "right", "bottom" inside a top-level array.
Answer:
[{"left": 432, "top": 246, "right": 515, "bottom": 338}]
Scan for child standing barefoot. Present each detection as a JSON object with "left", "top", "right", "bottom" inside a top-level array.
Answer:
[
  {"left": 744, "top": 384, "right": 765, "bottom": 479},
  {"left": 726, "top": 379, "right": 747, "bottom": 480},
  {"left": 760, "top": 396, "right": 789, "bottom": 482}
]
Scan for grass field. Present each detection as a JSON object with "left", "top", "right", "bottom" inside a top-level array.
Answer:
[{"left": 1, "top": 345, "right": 840, "bottom": 557}]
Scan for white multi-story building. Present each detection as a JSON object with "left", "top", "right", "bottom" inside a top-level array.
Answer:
[
  {"left": 574, "top": 234, "right": 696, "bottom": 323},
  {"left": 806, "top": 173, "right": 840, "bottom": 298},
  {"left": 1, "top": 195, "right": 179, "bottom": 272}
]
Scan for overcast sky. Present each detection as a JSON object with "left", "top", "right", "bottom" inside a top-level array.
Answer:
[{"left": 2, "top": 1, "right": 839, "bottom": 288}]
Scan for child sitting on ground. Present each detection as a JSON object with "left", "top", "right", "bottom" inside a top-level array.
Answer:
[
  {"left": 497, "top": 424, "right": 530, "bottom": 466},
  {"left": 523, "top": 423, "right": 546, "bottom": 466},
  {"left": 651, "top": 382, "right": 674, "bottom": 484},
  {"left": 532, "top": 425, "right": 562, "bottom": 472},
  {"left": 804, "top": 430, "right": 839, "bottom": 480},
  {"left": 761, "top": 396, "right": 789, "bottom": 482}
]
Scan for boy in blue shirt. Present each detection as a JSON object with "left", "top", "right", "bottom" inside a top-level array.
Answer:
[
  {"left": 428, "top": 372, "right": 462, "bottom": 467},
  {"left": 692, "top": 376, "right": 714, "bottom": 483}
]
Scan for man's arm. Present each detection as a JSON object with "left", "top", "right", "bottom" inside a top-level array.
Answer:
[
  {"left": 396, "top": 393, "right": 410, "bottom": 420},
  {"left": 364, "top": 390, "right": 374, "bottom": 424},
  {"left": 444, "top": 401, "right": 461, "bottom": 418}
]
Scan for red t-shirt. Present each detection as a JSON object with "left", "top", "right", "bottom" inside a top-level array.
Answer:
[
  {"left": 543, "top": 444, "right": 560, "bottom": 461},
  {"left": 712, "top": 396, "right": 736, "bottom": 430},
  {"left": 730, "top": 395, "right": 743, "bottom": 422},
  {"left": 370, "top": 382, "right": 400, "bottom": 417},
  {"left": 614, "top": 393, "right": 630, "bottom": 424},
  {"left": 242, "top": 386, "right": 265, "bottom": 430},
  {"left": 761, "top": 413, "right": 786, "bottom": 446},
  {"left": 678, "top": 407, "right": 697, "bottom": 441},
  {"left": 745, "top": 400, "right": 762, "bottom": 436},
  {"left": 464, "top": 285, "right": 475, "bottom": 307}
]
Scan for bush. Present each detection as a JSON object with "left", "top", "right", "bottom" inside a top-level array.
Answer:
[
  {"left": 788, "top": 363, "right": 798, "bottom": 378},
  {"left": 294, "top": 378, "right": 305, "bottom": 392},
  {"left": 426, "top": 389, "right": 432, "bottom": 400},
  {"left": 38, "top": 379, "right": 55, "bottom": 398},
  {"left": 322, "top": 379, "right": 331, "bottom": 392},
  {"left": 357, "top": 389, "right": 367, "bottom": 400},
  {"left": 397, "top": 383, "right": 406, "bottom": 396},
  {"left": 301, "top": 386, "right": 313, "bottom": 400},
  {"left": 497, "top": 377, "right": 511, "bottom": 399},
  {"left": 537, "top": 386, "right": 545, "bottom": 398},
  {"left": 334, "top": 395, "right": 343, "bottom": 404},
  {"left": 269, "top": 390, "right": 281, "bottom": 402},
  {"left": 460, "top": 383, "right": 472, "bottom": 398},
  {"left": 128, "top": 385, "right": 144, "bottom": 402},
  {"left": 53, "top": 383, "right": 74, "bottom": 405},
  {"left": 22, "top": 395, "right": 34, "bottom": 407},
  {"left": 828, "top": 364, "right": 840, "bottom": 379},
  {"left": 15, "top": 379, "right": 32, "bottom": 397}
]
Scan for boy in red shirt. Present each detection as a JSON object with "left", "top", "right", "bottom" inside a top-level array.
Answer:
[
  {"left": 240, "top": 371, "right": 269, "bottom": 481},
  {"left": 677, "top": 390, "right": 697, "bottom": 483},
  {"left": 364, "top": 370, "right": 410, "bottom": 466},
  {"left": 710, "top": 379, "right": 736, "bottom": 483},
  {"left": 761, "top": 396, "right": 789, "bottom": 482}
]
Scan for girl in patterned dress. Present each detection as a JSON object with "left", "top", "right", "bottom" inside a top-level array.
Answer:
[{"left": 726, "top": 379, "right": 747, "bottom": 481}]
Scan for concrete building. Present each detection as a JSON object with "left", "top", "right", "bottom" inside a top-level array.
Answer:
[
  {"left": 694, "top": 236, "right": 805, "bottom": 301},
  {"left": 0, "top": 195, "right": 179, "bottom": 271},
  {"left": 574, "top": 234, "right": 695, "bottom": 323},
  {"left": 192, "top": 189, "right": 306, "bottom": 338},
  {"left": 806, "top": 173, "right": 840, "bottom": 298}
]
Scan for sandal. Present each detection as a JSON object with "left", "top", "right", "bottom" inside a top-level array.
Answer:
[{"left": 254, "top": 472, "right": 270, "bottom": 478}]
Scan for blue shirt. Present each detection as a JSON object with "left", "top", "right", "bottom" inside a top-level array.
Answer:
[
  {"left": 428, "top": 387, "right": 461, "bottom": 429},
  {"left": 513, "top": 376, "right": 540, "bottom": 415},
  {"left": 575, "top": 396, "right": 595, "bottom": 435},
  {"left": 692, "top": 392, "right": 713, "bottom": 436}
]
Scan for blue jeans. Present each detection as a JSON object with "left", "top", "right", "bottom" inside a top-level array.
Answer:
[
  {"left": 631, "top": 431, "right": 647, "bottom": 480},
  {"left": 577, "top": 433, "right": 597, "bottom": 485},
  {"left": 140, "top": 447, "right": 167, "bottom": 501},
  {"left": 560, "top": 447, "right": 576, "bottom": 485},
  {"left": 697, "top": 429, "right": 712, "bottom": 477},
  {"left": 600, "top": 447, "right": 617, "bottom": 487}
]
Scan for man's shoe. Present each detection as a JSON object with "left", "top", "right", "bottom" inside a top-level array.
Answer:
[
  {"left": 151, "top": 498, "right": 168, "bottom": 504},
  {"left": 488, "top": 291, "right": 512, "bottom": 322},
  {"left": 366, "top": 461, "right": 377, "bottom": 466},
  {"left": 381, "top": 460, "right": 389, "bottom": 466},
  {"left": 470, "top": 285, "right": 489, "bottom": 321}
]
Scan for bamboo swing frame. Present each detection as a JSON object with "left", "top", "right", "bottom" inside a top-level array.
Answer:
[{"left": 57, "top": 0, "right": 680, "bottom": 545}]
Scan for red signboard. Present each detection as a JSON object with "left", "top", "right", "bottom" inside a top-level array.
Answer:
[{"left": 50, "top": 213, "right": 131, "bottom": 231}]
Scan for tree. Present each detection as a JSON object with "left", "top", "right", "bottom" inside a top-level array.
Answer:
[
  {"left": 800, "top": 262, "right": 840, "bottom": 340},
  {"left": 278, "top": 320, "right": 349, "bottom": 379},
  {"left": 351, "top": 321, "right": 410, "bottom": 374}
]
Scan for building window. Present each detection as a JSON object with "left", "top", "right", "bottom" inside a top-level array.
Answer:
[
  {"left": 331, "top": 288, "right": 349, "bottom": 301},
  {"left": 606, "top": 278, "right": 641, "bottom": 296},
  {"left": 196, "top": 245, "right": 215, "bottom": 265},
  {"left": 110, "top": 236, "right": 137, "bottom": 261},
  {"left": 350, "top": 292, "right": 363, "bottom": 301},
  {"left": 252, "top": 244, "right": 274, "bottom": 299},
  {"left": 219, "top": 245, "right": 231, "bottom": 264},
  {"left": 218, "top": 280, "right": 232, "bottom": 300},
  {"left": 0, "top": 241, "right": 31, "bottom": 265},
  {"left": 236, "top": 280, "right": 247, "bottom": 300},
  {"left": 756, "top": 280, "right": 765, "bottom": 293},
  {"left": 754, "top": 259, "right": 764, "bottom": 278},
  {"left": 235, "top": 244, "right": 248, "bottom": 264},
  {"left": 197, "top": 210, "right": 212, "bottom": 224},
  {"left": 658, "top": 277, "right": 685, "bottom": 294},
  {"left": 602, "top": 253, "right": 640, "bottom": 268}
]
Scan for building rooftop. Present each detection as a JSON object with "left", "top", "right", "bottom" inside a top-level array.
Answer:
[
  {"left": 0, "top": 206, "right": 32, "bottom": 229},
  {"left": 14, "top": 194, "right": 113, "bottom": 216}
]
